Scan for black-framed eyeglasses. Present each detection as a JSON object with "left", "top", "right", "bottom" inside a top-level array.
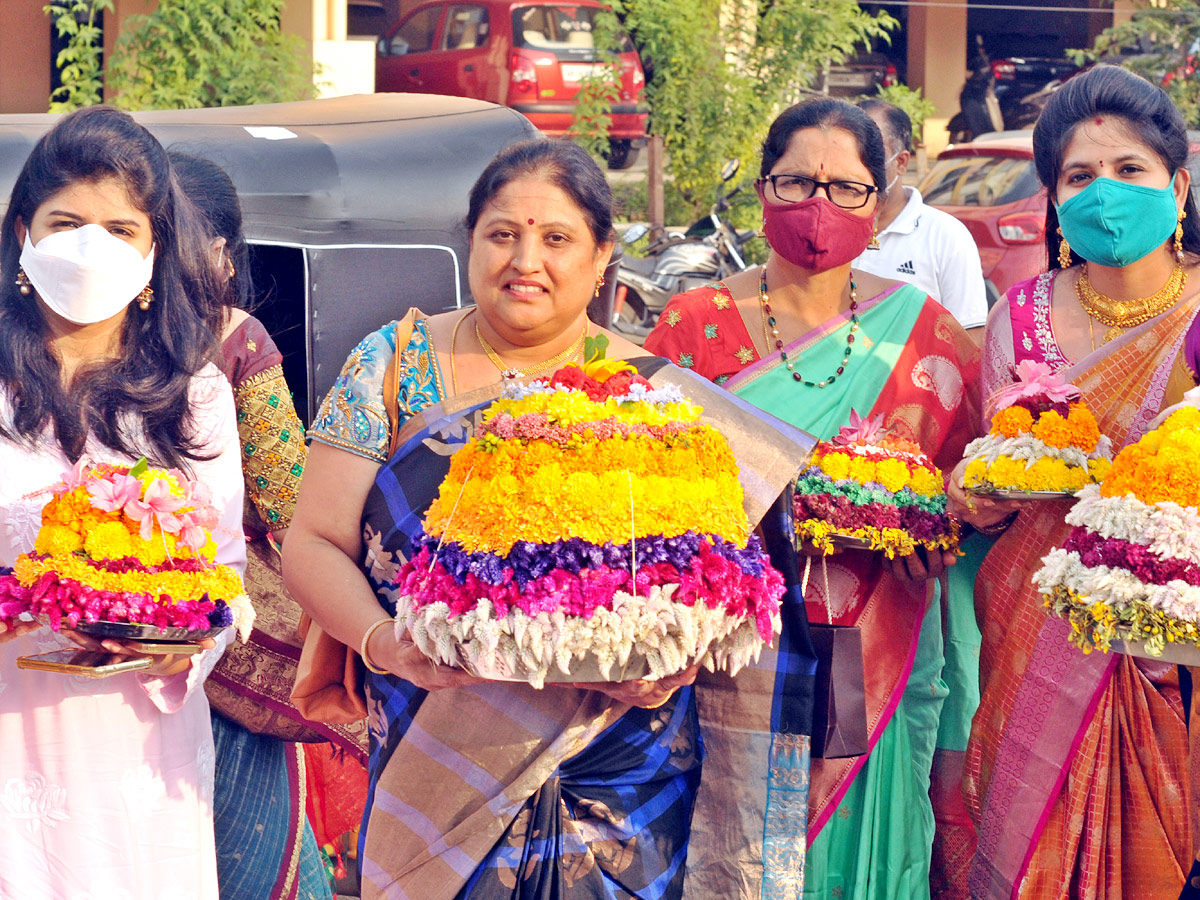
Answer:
[{"left": 759, "top": 174, "right": 878, "bottom": 209}]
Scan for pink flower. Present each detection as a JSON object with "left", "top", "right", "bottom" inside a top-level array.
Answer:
[
  {"left": 986, "top": 360, "right": 1081, "bottom": 422},
  {"left": 125, "top": 477, "right": 185, "bottom": 540},
  {"left": 52, "top": 457, "right": 92, "bottom": 496},
  {"left": 87, "top": 473, "right": 142, "bottom": 513},
  {"left": 833, "top": 409, "right": 886, "bottom": 446}
]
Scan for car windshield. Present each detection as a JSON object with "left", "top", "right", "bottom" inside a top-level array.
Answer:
[
  {"left": 922, "top": 155, "right": 1040, "bottom": 207},
  {"left": 512, "top": 4, "right": 633, "bottom": 55}
]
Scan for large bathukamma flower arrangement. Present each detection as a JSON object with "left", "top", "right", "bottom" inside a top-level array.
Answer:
[
  {"left": 1036, "top": 406, "right": 1200, "bottom": 656},
  {"left": 0, "top": 458, "right": 252, "bottom": 639},
  {"left": 792, "top": 410, "right": 959, "bottom": 558},
  {"left": 392, "top": 339, "right": 784, "bottom": 688},
  {"left": 963, "top": 360, "right": 1112, "bottom": 495}
]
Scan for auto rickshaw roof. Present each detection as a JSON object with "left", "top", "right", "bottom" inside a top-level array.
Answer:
[{"left": 0, "top": 93, "right": 540, "bottom": 245}]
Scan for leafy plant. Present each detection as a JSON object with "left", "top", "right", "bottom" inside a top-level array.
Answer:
[
  {"left": 869, "top": 83, "right": 937, "bottom": 146},
  {"left": 567, "top": 8, "right": 625, "bottom": 162},
  {"left": 1070, "top": 0, "right": 1200, "bottom": 126},
  {"left": 45, "top": 0, "right": 113, "bottom": 112},
  {"left": 612, "top": 0, "right": 896, "bottom": 225},
  {"left": 106, "top": 0, "right": 316, "bottom": 110}
]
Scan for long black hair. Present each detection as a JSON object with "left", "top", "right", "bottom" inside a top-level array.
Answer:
[
  {"left": 0, "top": 105, "right": 220, "bottom": 468},
  {"left": 760, "top": 98, "right": 888, "bottom": 195},
  {"left": 1033, "top": 64, "right": 1200, "bottom": 269},
  {"left": 169, "top": 150, "right": 254, "bottom": 324}
]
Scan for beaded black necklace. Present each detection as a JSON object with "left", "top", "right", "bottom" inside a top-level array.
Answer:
[{"left": 758, "top": 268, "right": 859, "bottom": 388}]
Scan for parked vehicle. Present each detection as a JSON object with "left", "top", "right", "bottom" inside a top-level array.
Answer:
[
  {"left": 613, "top": 159, "right": 753, "bottom": 341},
  {"left": 919, "top": 134, "right": 1045, "bottom": 305},
  {"left": 818, "top": 51, "right": 901, "bottom": 99},
  {"left": 0, "top": 94, "right": 625, "bottom": 423},
  {"left": 990, "top": 55, "right": 1079, "bottom": 110},
  {"left": 922, "top": 130, "right": 1200, "bottom": 305},
  {"left": 375, "top": 0, "right": 649, "bottom": 169}
]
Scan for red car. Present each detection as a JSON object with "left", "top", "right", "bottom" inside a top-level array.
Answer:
[
  {"left": 919, "top": 134, "right": 1046, "bottom": 307},
  {"left": 923, "top": 131, "right": 1200, "bottom": 307},
  {"left": 376, "top": 0, "right": 649, "bottom": 168}
]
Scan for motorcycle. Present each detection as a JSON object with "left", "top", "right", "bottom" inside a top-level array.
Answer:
[{"left": 612, "top": 158, "right": 755, "bottom": 342}]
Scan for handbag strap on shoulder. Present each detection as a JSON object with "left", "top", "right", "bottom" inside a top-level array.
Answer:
[{"left": 382, "top": 309, "right": 421, "bottom": 459}]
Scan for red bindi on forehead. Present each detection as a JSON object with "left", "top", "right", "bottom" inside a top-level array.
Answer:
[
  {"left": 1095, "top": 117, "right": 1104, "bottom": 126},
  {"left": 528, "top": 218, "right": 535, "bottom": 225}
]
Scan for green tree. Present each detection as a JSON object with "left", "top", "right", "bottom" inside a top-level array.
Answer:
[
  {"left": 1070, "top": 0, "right": 1200, "bottom": 125},
  {"left": 106, "top": 0, "right": 316, "bottom": 110},
  {"left": 566, "top": 8, "right": 625, "bottom": 162},
  {"left": 45, "top": 0, "right": 113, "bottom": 112},
  {"left": 612, "top": 0, "right": 895, "bottom": 224}
]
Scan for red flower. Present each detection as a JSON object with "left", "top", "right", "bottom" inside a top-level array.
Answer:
[{"left": 548, "top": 366, "right": 592, "bottom": 391}]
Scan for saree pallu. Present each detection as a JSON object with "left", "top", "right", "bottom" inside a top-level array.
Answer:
[
  {"left": 965, "top": 297, "right": 1200, "bottom": 900},
  {"left": 677, "top": 284, "right": 981, "bottom": 900},
  {"left": 352, "top": 358, "right": 813, "bottom": 900}
]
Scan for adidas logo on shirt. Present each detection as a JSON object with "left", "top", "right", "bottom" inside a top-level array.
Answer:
[{"left": 896, "top": 260, "right": 915, "bottom": 275}]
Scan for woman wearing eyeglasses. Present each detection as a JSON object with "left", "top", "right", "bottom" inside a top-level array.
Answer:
[{"left": 645, "top": 98, "right": 981, "bottom": 899}]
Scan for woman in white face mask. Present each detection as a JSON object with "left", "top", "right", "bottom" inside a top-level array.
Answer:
[{"left": 0, "top": 107, "right": 246, "bottom": 899}]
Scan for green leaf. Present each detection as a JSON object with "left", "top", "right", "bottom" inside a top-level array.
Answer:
[
  {"left": 128, "top": 457, "right": 149, "bottom": 479},
  {"left": 584, "top": 334, "right": 610, "bottom": 365}
]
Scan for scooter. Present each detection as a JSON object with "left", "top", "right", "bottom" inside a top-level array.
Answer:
[
  {"left": 947, "top": 35, "right": 1005, "bottom": 143},
  {"left": 613, "top": 159, "right": 754, "bottom": 342}
]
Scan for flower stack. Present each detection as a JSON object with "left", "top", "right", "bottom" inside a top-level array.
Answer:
[
  {"left": 0, "top": 458, "right": 252, "bottom": 639},
  {"left": 793, "top": 410, "right": 958, "bottom": 558},
  {"left": 1036, "top": 406, "right": 1200, "bottom": 656},
  {"left": 963, "top": 361, "right": 1112, "bottom": 495},
  {"left": 393, "top": 341, "right": 784, "bottom": 688}
]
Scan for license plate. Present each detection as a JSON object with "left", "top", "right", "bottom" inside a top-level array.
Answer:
[
  {"left": 827, "top": 71, "right": 871, "bottom": 87},
  {"left": 561, "top": 63, "right": 597, "bottom": 83}
]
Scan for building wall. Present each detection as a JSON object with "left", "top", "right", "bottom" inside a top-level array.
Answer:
[{"left": 0, "top": 2, "right": 53, "bottom": 113}]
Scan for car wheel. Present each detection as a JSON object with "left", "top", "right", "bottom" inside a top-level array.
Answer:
[{"left": 608, "top": 141, "right": 640, "bottom": 171}]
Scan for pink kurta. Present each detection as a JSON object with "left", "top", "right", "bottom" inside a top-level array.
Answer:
[{"left": 0, "top": 365, "right": 246, "bottom": 900}]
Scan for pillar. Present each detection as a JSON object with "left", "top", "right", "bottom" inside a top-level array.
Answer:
[{"left": 907, "top": 0, "right": 968, "bottom": 157}]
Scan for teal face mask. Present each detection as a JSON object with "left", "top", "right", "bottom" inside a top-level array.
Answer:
[{"left": 1055, "top": 173, "right": 1180, "bottom": 268}]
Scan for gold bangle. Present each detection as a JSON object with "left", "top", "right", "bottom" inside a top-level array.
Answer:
[{"left": 359, "top": 616, "right": 394, "bottom": 675}]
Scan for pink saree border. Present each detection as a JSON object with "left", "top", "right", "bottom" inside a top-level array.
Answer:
[{"left": 969, "top": 302, "right": 1195, "bottom": 899}]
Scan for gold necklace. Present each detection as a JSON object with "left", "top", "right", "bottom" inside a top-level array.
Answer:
[
  {"left": 758, "top": 268, "right": 858, "bottom": 388},
  {"left": 475, "top": 319, "right": 587, "bottom": 380},
  {"left": 449, "top": 308, "right": 472, "bottom": 394},
  {"left": 1075, "top": 262, "right": 1188, "bottom": 343}
]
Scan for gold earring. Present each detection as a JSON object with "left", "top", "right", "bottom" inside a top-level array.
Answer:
[
  {"left": 1176, "top": 209, "right": 1186, "bottom": 263},
  {"left": 594, "top": 272, "right": 605, "bottom": 299},
  {"left": 756, "top": 222, "right": 766, "bottom": 239},
  {"left": 136, "top": 285, "right": 154, "bottom": 311},
  {"left": 1057, "top": 227, "right": 1072, "bottom": 269},
  {"left": 867, "top": 226, "right": 880, "bottom": 251},
  {"left": 15, "top": 268, "right": 32, "bottom": 296}
]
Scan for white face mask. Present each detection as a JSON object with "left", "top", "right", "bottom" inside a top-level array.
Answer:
[
  {"left": 884, "top": 149, "right": 902, "bottom": 195},
  {"left": 20, "top": 224, "right": 155, "bottom": 325}
]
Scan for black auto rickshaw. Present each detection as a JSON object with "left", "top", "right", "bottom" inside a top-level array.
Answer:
[{"left": 0, "top": 93, "right": 621, "bottom": 422}]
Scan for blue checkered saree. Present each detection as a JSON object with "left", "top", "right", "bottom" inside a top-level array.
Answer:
[{"left": 351, "top": 358, "right": 815, "bottom": 900}]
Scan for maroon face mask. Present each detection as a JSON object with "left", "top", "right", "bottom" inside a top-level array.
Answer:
[{"left": 755, "top": 183, "right": 875, "bottom": 272}]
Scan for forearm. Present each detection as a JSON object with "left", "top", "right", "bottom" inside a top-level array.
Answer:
[{"left": 282, "top": 527, "right": 388, "bottom": 650}]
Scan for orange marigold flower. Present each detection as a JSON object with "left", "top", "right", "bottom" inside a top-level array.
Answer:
[{"left": 991, "top": 406, "right": 1034, "bottom": 438}]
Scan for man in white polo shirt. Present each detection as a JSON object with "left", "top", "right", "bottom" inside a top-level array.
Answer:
[{"left": 853, "top": 100, "right": 988, "bottom": 339}]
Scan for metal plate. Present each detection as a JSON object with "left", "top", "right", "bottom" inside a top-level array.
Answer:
[
  {"left": 1110, "top": 634, "right": 1200, "bottom": 667},
  {"left": 969, "top": 489, "right": 1076, "bottom": 501},
  {"left": 67, "top": 620, "right": 224, "bottom": 643},
  {"left": 830, "top": 533, "right": 874, "bottom": 551}
]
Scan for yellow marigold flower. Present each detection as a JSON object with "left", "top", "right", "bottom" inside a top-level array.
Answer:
[
  {"left": 35, "top": 524, "right": 83, "bottom": 556},
  {"left": 847, "top": 456, "right": 875, "bottom": 486},
  {"left": 83, "top": 520, "right": 135, "bottom": 560},
  {"left": 1164, "top": 406, "right": 1200, "bottom": 432},
  {"left": 991, "top": 405, "right": 1033, "bottom": 438},
  {"left": 963, "top": 458, "right": 989, "bottom": 489},
  {"left": 818, "top": 450, "right": 852, "bottom": 482},
  {"left": 1087, "top": 458, "right": 1112, "bottom": 482},
  {"left": 875, "top": 457, "right": 910, "bottom": 493},
  {"left": 1065, "top": 405, "right": 1101, "bottom": 452},
  {"left": 908, "top": 467, "right": 943, "bottom": 497}
]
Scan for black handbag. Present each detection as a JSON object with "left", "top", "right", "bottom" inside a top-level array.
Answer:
[{"left": 803, "top": 555, "right": 869, "bottom": 759}]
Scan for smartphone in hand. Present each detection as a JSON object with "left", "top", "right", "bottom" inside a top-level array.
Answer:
[{"left": 17, "top": 650, "right": 153, "bottom": 678}]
